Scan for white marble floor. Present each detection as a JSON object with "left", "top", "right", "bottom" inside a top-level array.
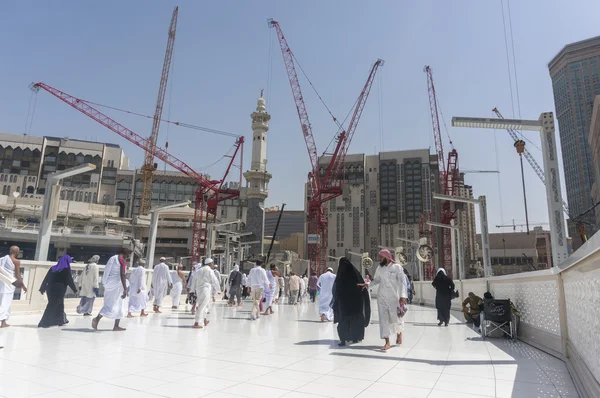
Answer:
[{"left": 0, "top": 297, "right": 578, "bottom": 398}]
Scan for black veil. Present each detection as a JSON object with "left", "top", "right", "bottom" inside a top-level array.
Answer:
[{"left": 331, "top": 257, "right": 371, "bottom": 327}]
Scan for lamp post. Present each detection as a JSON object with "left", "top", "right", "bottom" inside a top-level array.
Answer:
[
  {"left": 433, "top": 193, "right": 492, "bottom": 277},
  {"left": 427, "top": 221, "right": 464, "bottom": 280},
  {"left": 451, "top": 112, "right": 567, "bottom": 267},
  {"left": 145, "top": 200, "right": 190, "bottom": 268},
  {"left": 35, "top": 164, "right": 96, "bottom": 261}
]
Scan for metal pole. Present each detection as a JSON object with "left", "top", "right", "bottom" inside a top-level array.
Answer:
[
  {"left": 266, "top": 203, "right": 286, "bottom": 263},
  {"left": 519, "top": 155, "right": 530, "bottom": 234},
  {"left": 478, "top": 195, "right": 492, "bottom": 277}
]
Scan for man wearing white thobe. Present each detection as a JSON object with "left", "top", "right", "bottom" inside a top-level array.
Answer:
[
  {"left": 212, "top": 267, "right": 221, "bottom": 303},
  {"left": 317, "top": 267, "right": 336, "bottom": 322},
  {"left": 127, "top": 262, "right": 149, "bottom": 318},
  {"left": 0, "top": 246, "right": 27, "bottom": 328},
  {"left": 92, "top": 248, "right": 130, "bottom": 331},
  {"left": 151, "top": 257, "right": 173, "bottom": 313},
  {"left": 360, "top": 249, "right": 408, "bottom": 351},
  {"left": 247, "top": 260, "right": 270, "bottom": 320},
  {"left": 170, "top": 264, "right": 186, "bottom": 309},
  {"left": 192, "top": 258, "right": 221, "bottom": 329}
]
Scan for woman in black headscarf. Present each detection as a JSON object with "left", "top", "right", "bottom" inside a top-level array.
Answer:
[
  {"left": 331, "top": 257, "right": 371, "bottom": 346},
  {"left": 38, "top": 255, "right": 78, "bottom": 328}
]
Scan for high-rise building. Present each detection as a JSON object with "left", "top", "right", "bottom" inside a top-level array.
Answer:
[
  {"left": 309, "top": 149, "right": 442, "bottom": 278},
  {"left": 549, "top": 36, "right": 600, "bottom": 245},
  {"left": 264, "top": 208, "right": 305, "bottom": 240},
  {"left": 590, "top": 95, "right": 600, "bottom": 227},
  {"left": 455, "top": 174, "right": 478, "bottom": 268}
]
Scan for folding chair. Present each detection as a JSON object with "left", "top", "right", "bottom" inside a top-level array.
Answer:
[{"left": 481, "top": 299, "right": 516, "bottom": 340}]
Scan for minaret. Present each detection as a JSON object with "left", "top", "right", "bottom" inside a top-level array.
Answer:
[{"left": 243, "top": 94, "right": 272, "bottom": 257}]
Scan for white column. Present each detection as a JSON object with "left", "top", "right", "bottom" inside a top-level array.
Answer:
[
  {"left": 539, "top": 112, "right": 568, "bottom": 267},
  {"left": 478, "top": 195, "right": 492, "bottom": 277}
]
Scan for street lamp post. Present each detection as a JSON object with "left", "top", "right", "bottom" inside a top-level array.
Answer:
[
  {"left": 35, "top": 164, "right": 96, "bottom": 261},
  {"left": 451, "top": 113, "right": 567, "bottom": 268},
  {"left": 145, "top": 200, "right": 191, "bottom": 267},
  {"left": 427, "top": 221, "right": 464, "bottom": 280},
  {"left": 433, "top": 193, "right": 492, "bottom": 278}
]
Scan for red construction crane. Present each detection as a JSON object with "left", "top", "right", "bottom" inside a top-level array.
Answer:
[
  {"left": 30, "top": 82, "right": 243, "bottom": 264},
  {"left": 269, "top": 19, "right": 383, "bottom": 273},
  {"left": 424, "top": 66, "right": 459, "bottom": 278},
  {"left": 140, "top": 6, "right": 178, "bottom": 216}
]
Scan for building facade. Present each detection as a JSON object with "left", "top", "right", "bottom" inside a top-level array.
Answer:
[
  {"left": 455, "top": 174, "right": 478, "bottom": 268},
  {"left": 264, "top": 208, "right": 304, "bottom": 240},
  {"left": 476, "top": 227, "right": 553, "bottom": 277},
  {"left": 311, "top": 149, "right": 442, "bottom": 277},
  {"left": 549, "top": 36, "right": 600, "bottom": 244},
  {"left": 589, "top": 95, "right": 600, "bottom": 227}
]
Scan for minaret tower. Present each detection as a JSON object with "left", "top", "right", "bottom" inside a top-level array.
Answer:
[{"left": 243, "top": 93, "right": 272, "bottom": 256}]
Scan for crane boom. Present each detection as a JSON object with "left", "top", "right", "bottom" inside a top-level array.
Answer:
[
  {"left": 268, "top": 19, "right": 319, "bottom": 197},
  {"left": 321, "top": 59, "right": 384, "bottom": 193},
  {"left": 424, "top": 66, "right": 446, "bottom": 178},
  {"left": 270, "top": 19, "right": 381, "bottom": 273},
  {"left": 492, "top": 107, "right": 570, "bottom": 216},
  {"left": 140, "top": 6, "right": 179, "bottom": 216},
  {"left": 30, "top": 82, "right": 244, "bottom": 263}
]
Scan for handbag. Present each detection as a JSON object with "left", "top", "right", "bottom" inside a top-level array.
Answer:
[
  {"left": 397, "top": 302, "right": 408, "bottom": 317},
  {"left": 451, "top": 290, "right": 460, "bottom": 300}
]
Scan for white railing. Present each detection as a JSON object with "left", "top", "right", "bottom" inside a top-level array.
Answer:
[{"left": 413, "top": 232, "right": 600, "bottom": 397}]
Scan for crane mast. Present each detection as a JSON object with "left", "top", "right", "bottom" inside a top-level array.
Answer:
[
  {"left": 270, "top": 19, "right": 381, "bottom": 273},
  {"left": 30, "top": 82, "right": 243, "bottom": 264},
  {"left": 140, "top": 7, "right": 179, "bottom": 216},
  {"left": 424, "top": 66, "right": 458, "bottom": 277}
]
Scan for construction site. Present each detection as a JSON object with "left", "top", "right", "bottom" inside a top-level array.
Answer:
[{"left": 0, "top": 5, "right": 578, "bottom": 281}]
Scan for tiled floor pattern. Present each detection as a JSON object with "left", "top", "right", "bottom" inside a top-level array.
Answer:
[{"left": 0, "top": 298, "right": 578, "bottom": 397}]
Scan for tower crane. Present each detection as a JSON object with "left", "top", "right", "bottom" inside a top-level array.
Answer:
[
  {"left": 269, "top": 19, "right": 383, "bottom": 273},
  {"left": 30, "top": 82, "right": 244, "bottom": 264},
  {"left": 140, "top": 6, "right": 178, "bottom": 216},
  {"left": 424, "top": 66, "right": 459, "bottom": 278}
]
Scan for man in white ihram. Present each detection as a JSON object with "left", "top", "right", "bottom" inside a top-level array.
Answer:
[
  {"left": 247, "top": 259, "right": 270, "bottom": 320},
  {"left": 192, "top": 258, "right": 221, "bottom": 329},
  {"left": 359, "top": 249, "right": 408, "bottom": 351},
  {"left": 151, "top": 257, "right": 172, "bottom": 313},
  {"left": 317, "top": 267, "right": 336, "bottom": 321},
  {"left": 0, "top": 246, "right": 27, "bottom": 328}
]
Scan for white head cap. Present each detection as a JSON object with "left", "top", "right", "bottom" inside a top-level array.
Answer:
[
  {"left": 204, "top": 258, "right": 214, "bottom": 265},
  {"left": 160, "top": 257, "right": 166, "bottom": 262},
  {"left": 327, "top": 267, "right": 333, "bottom": 272}
]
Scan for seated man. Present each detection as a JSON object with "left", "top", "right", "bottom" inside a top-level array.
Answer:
[{"left": 462, "top": 292, "right": 483, "bottom": 326}]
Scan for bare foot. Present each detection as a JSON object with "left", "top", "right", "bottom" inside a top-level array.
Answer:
[
  {"left": 141, "top": 313, "right": 149, "bottom": 317},
  {"left": 193, "top": 323, "right": 203, "bottom": 329},
  {"left": 321, "top": 314, "right": 326, "bottom": 322},
  {"left": 0, "top": 322, "right": 9, "bottom": 328},
  {"left": 113, "top": 326, "right": 126, "bottom": 332},
  {"left": 127, "top": 313, "right": 134, "bottom": 318},
  {"left": 171, "top": 306, "right": 177, "bottom": 309},
  {"left": 154, "top": 310, "right": 161, "bottom": 314},
  {"left": 396, "top": 335, "right": 403, "bottom": 345},
  {"left": 380, "top": 344, "right": 391, "bottom": 351},
  {"left": 91, "top": 318, "right": 99, "bottom": 330},
  {"left": 204, "top": 319, "right": 210, "bottom": 327}
]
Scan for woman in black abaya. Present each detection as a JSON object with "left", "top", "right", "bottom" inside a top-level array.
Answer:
[
  {"left": 432, "top": 267, "right": 455, "bottom": 326},
  {"left": 331, "top": 257, "right": 371, "bottom": 346},
  {"left": 38, "top": 255, "right": 77, "bottom": 328}
]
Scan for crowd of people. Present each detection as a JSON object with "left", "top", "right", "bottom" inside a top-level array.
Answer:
[{"left": 0, "top": 245, "right": 461, "bottom": 351}]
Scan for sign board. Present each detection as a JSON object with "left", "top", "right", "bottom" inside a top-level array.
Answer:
[
  {"left": 307, "top": 234, "right": 320, "bottom": 245},
  {"left": 483, "top": 299, "right": 511, "bottom": 323}
]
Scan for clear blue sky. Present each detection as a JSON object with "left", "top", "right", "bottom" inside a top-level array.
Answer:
[{"left": 1, "top": 1, "right": 599, "bottom": 234}]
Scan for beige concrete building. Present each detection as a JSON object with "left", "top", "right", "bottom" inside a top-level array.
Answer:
[
  {"left": 455, "top": 174, "right": 478, "bottom": 267},
  {"left": 310, "top": 149, "right": 442, "bottom": 277},
  {"left": 476, "top": 227, "right": 553, "bottom": 277}
]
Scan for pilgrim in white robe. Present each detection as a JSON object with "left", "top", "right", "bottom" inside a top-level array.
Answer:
[
  {"left": 370, "top": 262, "right": 408, "bottom": 339},
  {"left": 128, "top": 266, "right": 148, "bottom": 312},
  {"left": 317, "top": 271, "right": 336, "bottom": 321},
  {"left": 0, "top": 255, "right": 16, "bottom": 323},
  {"left": 98, "top": 255, "right": 126, "bottom": 319},
  {"left": 170, "top": 270, "right": 184, "bottom": 307},
  {"left": 193, "top": 265, "right": 221, "bottom": 323},
  {"left": 152, "top": 262, "right": 172, "bottom": 306}
]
